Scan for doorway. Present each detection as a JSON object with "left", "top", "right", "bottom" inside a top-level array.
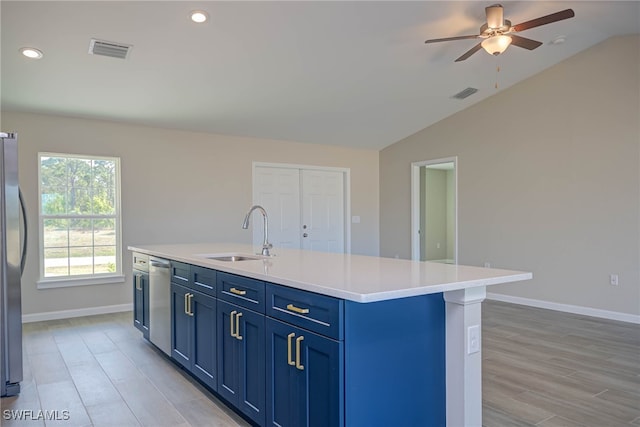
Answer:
[
  {"left": 252, "top": 163, "right": 350, "bottom": 253},
  {"left": 411, "top": 157, "right": 457, "bottom": 263}
]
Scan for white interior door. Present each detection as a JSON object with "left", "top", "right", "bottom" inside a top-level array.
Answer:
[
  {"left": 252, "top": 167, "right": 300, "bottom": 249},
  {"left": 301, "top": 170, "right": 344, "bottom": 253},
  {"left": 253, "top": 165, "right": 346, "bottom": 253}
]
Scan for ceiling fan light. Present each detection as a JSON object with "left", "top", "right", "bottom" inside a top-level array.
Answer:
[{"left": 481, "top": 35, "right": 512, "bottom": 56}]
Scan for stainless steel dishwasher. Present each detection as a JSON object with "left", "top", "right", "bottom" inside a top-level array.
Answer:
[{"left": 148, "top": 257, "right": 171, "bottom": 355}]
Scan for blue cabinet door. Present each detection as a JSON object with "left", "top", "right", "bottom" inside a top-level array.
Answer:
[
  {"left": 217, "top": 300, "right": 266, "bottom": 426},
  {"left": 133, "top": 271, "right": 149, "bottom": 339},
  {"left": 171, "top": 282, "right": 191, "bottom": 368},
  {"left": 266, "top": 318, "right": 343, "bottom": 427},
  {"left": 217, "top": 300, "right": 240, "bottom": 403},
  {"left": 190, "top": 291, "right": 217, "bottom": 391},
  {"left": 237, "top": 306, "right": 265, "bottom": 425}
]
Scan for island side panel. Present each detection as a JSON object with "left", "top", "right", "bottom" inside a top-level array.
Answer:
[{"left": 344, "top": 293, "right": 446, "bottom": 427}]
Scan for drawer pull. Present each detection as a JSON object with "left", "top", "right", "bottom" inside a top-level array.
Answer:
[
  {"left": 235, "top": 312, "right": 243, "bottom": 340},
  {"left": 295, "top": 336, "right": 305, "bottom": 370},
  {"left": 230, "top": 311, "right": 238, "bottom": 338},
  {"left": 287, "top": 333, "right": 295, "bottom": 366},
  {"left": 230, "top": 287, "right": 247, "bottom": 296},
  {"left": 187, "top": 293, "right": 194, "bottom": 316},
  {"left": 286, "top": 303, "right": 309, "bottom": 314}
]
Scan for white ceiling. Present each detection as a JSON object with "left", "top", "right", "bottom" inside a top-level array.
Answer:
[{"left": 2, "top": 1, "right": 639, "bottom": 150}]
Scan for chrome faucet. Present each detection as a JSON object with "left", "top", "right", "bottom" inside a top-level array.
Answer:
[{"left": 242, "top": 205, "right": 272, "bottom": 256}]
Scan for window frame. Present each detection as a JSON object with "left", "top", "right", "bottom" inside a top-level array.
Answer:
[{"left": 37, "top": 152, "right": 124, "bottom": 289}]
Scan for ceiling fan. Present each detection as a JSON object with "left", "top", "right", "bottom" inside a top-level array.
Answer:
[{"left": 425, "top": 4, "right": 575, "bottom": 62}]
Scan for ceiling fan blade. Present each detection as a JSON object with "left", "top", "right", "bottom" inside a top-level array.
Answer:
[
  {"left": 425, "top": 35, "right": 479, "bottom": 44},
  {"left": 454, "top": 43, "right": 483, "bottom": 62},
  {"left": 509, "top": 34, "right": 543, "bottom": 50},
  {"left": 512, "top": 9, "right": 575, "bottom": 32}
]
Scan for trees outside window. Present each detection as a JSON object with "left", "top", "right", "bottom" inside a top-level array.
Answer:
[{"left": 39, "top": 153, "right": 121, "bottom": 282}]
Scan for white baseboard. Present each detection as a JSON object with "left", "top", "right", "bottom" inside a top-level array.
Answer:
[
  {"left": 486, "top": 293, "right": 640, "bottom": 324},
  {"left": 22, "top": 303, "right": 133, "bottom": 323}
]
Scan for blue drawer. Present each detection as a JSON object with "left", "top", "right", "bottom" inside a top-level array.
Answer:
[
  {"left": 217, "top": 272, "right": 265, "bottom": 313},
  {"left": 266, "top": 283, "right": 343, "bottom": 340},
  {"left": 191, "top": 266, "right": 216, "bottom": 297},
  {"left": 171, "top": 261, "right": 191, "bottom": 286}
]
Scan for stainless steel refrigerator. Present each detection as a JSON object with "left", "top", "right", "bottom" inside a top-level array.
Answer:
[{"left": 1, "top": 132, "right": 27, "bottom": 397}]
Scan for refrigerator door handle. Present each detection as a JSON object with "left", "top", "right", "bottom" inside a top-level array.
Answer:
[{"left": 19, "top": 189, "right": 27, "bottom": 276}]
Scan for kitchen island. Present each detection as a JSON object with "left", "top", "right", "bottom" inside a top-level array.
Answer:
[{"left": 129, "top": 243, "right": 532, "bottom": 427}]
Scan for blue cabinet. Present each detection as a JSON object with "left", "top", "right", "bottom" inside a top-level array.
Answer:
[
  {"left": 170, "top": 267, "right": 218, "bottom": 391},
  {"left": 190, "top": 290, "right": 217, "bottom": 390},
  {"left": 133, "top": 271, "right": 149, "bottom": 339},
  {"left": 266, "top": 318, "right": 343, "bottom": 427},
  {"left": 266, "top": 283, "right": 446, "bottom": 427},
  {"left": 133, "top": 253, "right": 149, "bottom": 339},
  {"left": 217, "top": 272, "right": 266, "bottom": 426},
  {"left": 217, "top": 299, "right": 266, "bottom": 425},
  {"left": 170, "top": 282, "right": 192, "bottom": 369},
  {"left": 144, "top": 257, "right": 446, "bottom": 427},
  {"left": 266, "top": 284, "right": 344, "bottom": 427}
]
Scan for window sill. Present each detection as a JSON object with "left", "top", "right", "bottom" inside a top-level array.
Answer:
[{"left": 37, "top": 275, "right": 126, "bottom": 290}]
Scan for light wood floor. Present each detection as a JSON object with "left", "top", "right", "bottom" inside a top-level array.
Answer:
[
  {"left": 482, "top": 301, "right": 640, "bottom": 427},
  {"left": 1, "top": 301, "right": 638, "bottom": 426}
]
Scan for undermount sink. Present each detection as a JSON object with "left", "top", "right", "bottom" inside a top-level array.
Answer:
[{"left": 197, "top": 253, "right": 266, "bottom": 262}]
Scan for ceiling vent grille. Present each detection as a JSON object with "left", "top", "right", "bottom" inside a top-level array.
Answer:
[
  {"left": 452, "top": 87, "right": 478, "bottom": 100},
  {"left": 88, "top": 39, "right": 132, "bottom": 59}
]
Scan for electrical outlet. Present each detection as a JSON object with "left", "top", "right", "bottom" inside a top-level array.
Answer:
[
  {"left": 610, "top": 274, "right": 619, "bottom": 286},
  {"left": 484, "top": 262, "right": 491, "bottom": 268},
  {"left": 467, "top": 325, "right": 480, "bottom": 355}
]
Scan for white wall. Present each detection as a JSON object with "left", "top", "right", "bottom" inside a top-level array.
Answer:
[
  {"left": 380, "top": 35, "right": 639, "bottom": 317},
  {"left": 1, "top": 112, "right": 379, "bottom": 317}
]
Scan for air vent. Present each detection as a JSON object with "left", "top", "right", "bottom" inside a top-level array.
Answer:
[
  {"left": 88, "top": 39, "right": 132, "bottom": 59},
  {"left": 452, "top": 87, "right": 478, "bottom": 100}
]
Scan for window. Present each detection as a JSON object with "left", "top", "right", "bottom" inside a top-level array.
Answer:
[{"left": 38, "top": 153, "right": 123, "bottom": 288}]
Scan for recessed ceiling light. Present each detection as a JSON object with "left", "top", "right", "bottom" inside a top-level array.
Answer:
[
  {"left": 20, "top": 47, "right": 43, "bottom": 59},
  {"left": 190, "top": 10, "right": 208, "bottom": 23}
]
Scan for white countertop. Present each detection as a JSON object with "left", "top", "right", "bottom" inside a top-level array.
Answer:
[{"left": 128, "top": 243, "right": 532, "bottom": 303}]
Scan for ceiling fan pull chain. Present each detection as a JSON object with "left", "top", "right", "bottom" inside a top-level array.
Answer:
[{"left": 495, "top": 60, "right": 501, "bottom": 90}]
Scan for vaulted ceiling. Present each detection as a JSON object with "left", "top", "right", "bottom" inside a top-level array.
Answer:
[{"left": 2, "top": 1, "right": 639, "bottom": 149}]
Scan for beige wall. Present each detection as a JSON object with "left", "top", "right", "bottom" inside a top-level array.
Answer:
[
  {"left": 1, "top": 111, "right": 379, "bottom": 316},
  {"left": 380, "top": 35, "right": 639, "bottom": 316},
  {"left": 423, "top": 168, "right": 447, "bottom": 261}
]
